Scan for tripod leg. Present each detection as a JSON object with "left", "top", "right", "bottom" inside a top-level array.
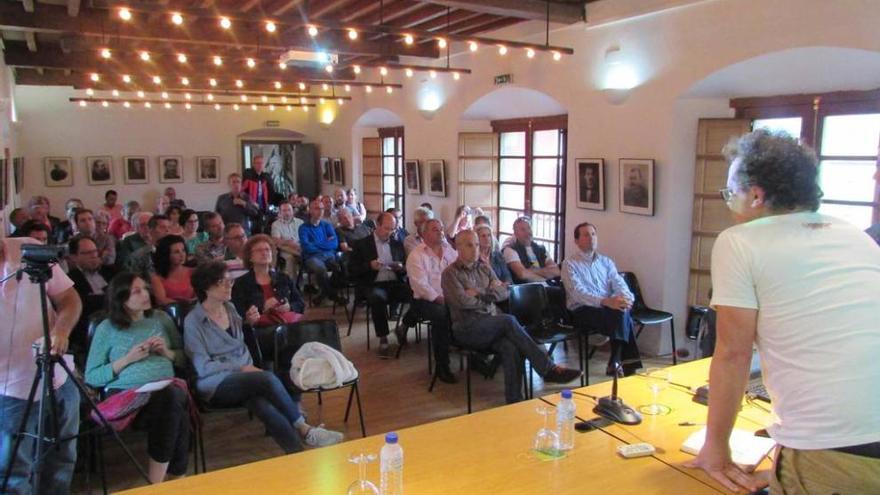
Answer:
[{"left": 0, "top": 366, "right": 42, "bottom": 494}]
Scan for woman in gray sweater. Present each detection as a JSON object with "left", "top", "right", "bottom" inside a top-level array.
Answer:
[{"left": 183, "top": 261, "right": 342, "bottom": 453}]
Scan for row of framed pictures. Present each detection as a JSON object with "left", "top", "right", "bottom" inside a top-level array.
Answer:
[
  {"left": 403, "top": 159, "right": 446, "bottom": 197},
  {"left": 320, "top": 157, "right": 345, "bottom": 185},
  {"left": 576, "top": 158, "right": 655, "bottom": 216},
  {"left": 43, "top": 156, "right": 222, "bottom": 187}
]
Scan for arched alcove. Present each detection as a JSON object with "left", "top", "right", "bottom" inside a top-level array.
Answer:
[
  {"left": 349, "top": 108, "right": 406, "bottom": 213},
  {"left": 461, "top": 86, "right": 567, "bottom": 121}
]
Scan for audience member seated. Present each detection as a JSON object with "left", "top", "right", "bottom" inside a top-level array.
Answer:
[
  {"left": 84, "top": 273, "right": 191, "bottom": 485},
  {"left": 404, "top": 206, "right": 433, "bottom": 256},
  {"left": 74, "top": 208, "right": 116, "bottom": 267},
  {"left": 231, "top": 235, "right": 305, "bottom": 326},
  {"left": 185, "top": 261, "right": 342, "bottom": 453},
  {"left": 215, "top": 173, "right": 259, "bottom": 232},
  {"left": 290, "top": 194, "right": 310, "bottom": 222},
  {"left": 55, "top": 198, "right": 84, "bottom": 244},
  {"left": 164, "top": 186, "right": 186, "bottom": 210},
  {"left": 124, "top": 214, "right": 171, "bottom": 278},
  {"left": 180, "top": 209, "right": 208, "bottom": 255},
  {"left": 100, "top": 189, "right": 123, "bottom": 222},
  {"left": 166, "top": 206, "right": 184, "bottom": 236},
  {"left": 503, "top": 216, "right": 561, "bottom": 283},
  {"left": 109, "top": 200, "right": 140, "bottom": 240},
  {"left": 346, "top": 188, "right": 368, "bottom": 222},
  {"left": 331, "top": 188, "right": 361, "bottom": 224},
  {"left": 386, "top": 208, "right": 408, "bottom": 244},
  {"left": 155, "top": 194, "right": 171, "bottom": 216},
  {"left": 8, "top": 207, "right": 28, "bottom": 235},
  {"left": 335, "top": 208, "right": 371, "bottom": 253},
  {"left": 222, "top": 223, "right": 249, "bottom": 279},
  {"left": 476, "top": 224, "right": 512, "bottom": 284},
  {"left": 473, "top": 214, "right": 492, "bottom": 228},
  {"left": 271, "top": 202, "right": 303, "bottom": 278},
  {"left": 562, "top": 222, "right": 642, "bottom": 376},
  {"left": 406, "top": 219, "right": 458, "bottom": 382},
  {"left": 194, "top": 212, "right": 228, "bottom": 262},
  {"left": 66, "top": 235, "right": 115, "bottom": 363},
  {"left": 446, "top": 205, "right": 473, "bottom": 241},
  {"left": 27, "top": 195, "right": 61, "bottom": 239},
  {"left": 299, "top": 198, "right": 345, "bottom": 305},
  {"left": 14, "top": 220, "right": 51, "bottom": 244},
  {"left": 117, "top": 211, "right": 152, "bottom": 267},
  {"left": 441, "top": 230, "right": 582, "bottom": 404},
  {"left": 152, "top": 235, "right": 195, "bottom": 306},
  {"left": 320, "top": 195, "right": 334, "bottom": 221},
  {"left": 350, "top": 212, "right": 410, "bottom": 358},
  {"left": 94, "top": 210, "right": 111, "bottom": 237}
]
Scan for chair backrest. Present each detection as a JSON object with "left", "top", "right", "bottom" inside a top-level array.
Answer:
[
  {"left": 508, "top": 283, "right": 549, "bottom": 328},
  {"left": 619, "top": 271, "right": 648, "bottom": 311},
  {"left": 161, "top": 301, "right": 192, "bottom": 333},
  {"left": 273, "top": 319, "right": 342, "bottom": 373},
  {"left": 86, "top": 310, "right": 108, "bottom": 348}
]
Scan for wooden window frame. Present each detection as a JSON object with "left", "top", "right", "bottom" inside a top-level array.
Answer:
[{"left": 378, "top": 126, "right": 405, "bottom": 224}]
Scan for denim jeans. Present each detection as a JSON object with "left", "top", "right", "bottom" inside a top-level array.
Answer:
[
  {"left": 209, "top": 371, "right": 304, "bottom": 453},
  {"left": 455, "top": 314, "right": 552, "bottom": 404},
  {"left": 0, "top": 379, "right": 80, "bottom": 495},
  {"left": 304, "top": 253, "right": 341, "bottom": 298}
]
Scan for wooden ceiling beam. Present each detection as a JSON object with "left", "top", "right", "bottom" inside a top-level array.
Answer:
[
  {"left": 343, "top": 0, "right": 423, "bottom": 24},
  {"left": 455, "top": 16, "right": 522, "bottom": 36},
  {"left": 309, "top": 0, "right": 355, "bottom": 19},
  {"left": 68, "top": 0, "right": 82, "bottom": 17},
  {"left": 25, "top": 32, "right": 37, "bottom": 52},
  {"left": 22, "top": 0, "right": 34, "bottom": 14},
  {"left": 270, "top": 0, "right": 305, "bottom": 16},
  {"left": 408, "top": 9, "right": 481, "bottom": 33},
  {"left": 421, "top": 0, "right": 584, "bottom": 24},
  {"left": 329, "top": 0, "right": 383, "bottom": 22}
]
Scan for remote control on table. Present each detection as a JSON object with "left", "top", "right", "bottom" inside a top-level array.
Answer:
[{"left": 616, "top": 443, "right": 656, "bottom": 458}]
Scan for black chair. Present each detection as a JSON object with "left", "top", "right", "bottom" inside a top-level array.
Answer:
[
  {"left": 273, "top": 320, "right": 367, "bottom": 437},
  {"left": 161, "top": 301, "right": 192, "bottom": 331},
  {"left": 620, "top": 271, "right": 677, "bottom": 364},
  {"left": 508, "top": 283, "right": 585, "bottom": 396}
]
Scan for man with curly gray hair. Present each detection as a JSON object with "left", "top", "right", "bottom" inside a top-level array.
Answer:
[{"left": 686, "top": 129, "right": 880, "bottom": 493}]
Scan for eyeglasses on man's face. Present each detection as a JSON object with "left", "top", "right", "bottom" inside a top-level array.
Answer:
[{"left": 719, "top": 188, "right": 735, "bottom": 203}]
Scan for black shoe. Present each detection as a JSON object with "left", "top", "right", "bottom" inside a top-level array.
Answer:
[
  {"left": 470, "top": 354, "right": 494, "bottom": 379},
  {"left": 544, "top": 365, "right": 583, "bottom": 384},
  {"left": 393, "top": 324, "right": 408, "bottom": 347},
  {"left": 332, "top": 294, "right": 349, "bottom": 305},
  {"left": 436, "top": 367, "right": 457, "bottom": 384},
  {"left": 486, "top": 355, "right": 502, "bottom": 379}
]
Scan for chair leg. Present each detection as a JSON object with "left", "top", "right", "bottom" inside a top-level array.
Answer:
[
  {"left": 97, "top": 431, "right": 108, "bottom": 495},
  {"left": 354, "top": 383, "right": 366, "bottom": 437},
  {"left": 426, "top": 323, "right": 433, "bottom": 375},
  {"left": 466, "top": 354, "right": 473, "bottom": 414},
  {"left": 318, "top": 391, "right": 323, "bottom": 405},
  {"left": 365, "top": 306, "right": 371, "bottom": 350},
  {"left": 670, "top": 318, "right": 678, "bottom": 365},
  {"left": 578, "top": 335, "right": 586, "bottom": 387},
  {"left": 199, "top": 421, "right": 207, "bottom": 473},
  {"left": 191, "top": 420, "right": 199, "bottom": 475},
  {"left": 344, "top": 387, "right": 354, "bottom": 422},
  {"left": 428, "top": 370, "right": 438, "bottom": 392},
  {"left": 346, "top": 303, "right": 358, "bottom": 337}
]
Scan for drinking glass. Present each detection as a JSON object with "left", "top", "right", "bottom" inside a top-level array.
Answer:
[
  {"left": 533, "top": 405, "right": 561, "bottom": 456},
  {"left": 639, "top": 368, "right": 671, "bottom": 415},
  {"left": 347, "top": 453, "right": 379, "bottom": 495}
]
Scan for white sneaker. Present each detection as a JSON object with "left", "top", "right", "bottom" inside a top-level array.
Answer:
[{"left": 304, "top": 424, "right": 344, "bottom": 447}]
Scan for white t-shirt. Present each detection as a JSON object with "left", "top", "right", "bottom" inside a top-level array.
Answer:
[{"left": 711, "top": 211, "right": 880, "bottom": 450}]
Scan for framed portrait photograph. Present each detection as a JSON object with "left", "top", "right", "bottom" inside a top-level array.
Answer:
[
  {"left": 44, "top": 156, "right": 73, "bottom": 187},
  {"left": 320, "top": 157, "right": 332, "bottom": 184},
  {"left": 86, "top": 155, "right": 114, "bottom": 185},
  {"left": 619, "top": 158, "right": 654, "bottom": 216},
  {"left": 404, "top": 159, "right": 421, "bottom": 194},
  {"left": 158, "top": 155, "right": 184, "bottom": 183},
  {"left": 122, "top": 156, "right": 148, "bottom": 184},
  {"left": 427, "top": 159, "right": 446, "bottom": 197},
  {"left": 332, "top": 158, "right": 344, "bottom": 185},
  {"left": 196, "top": 156, "right": 220, "bottom": 183},
  {"left": 576, "top": 158, "right": 604, "bottom": 210}
]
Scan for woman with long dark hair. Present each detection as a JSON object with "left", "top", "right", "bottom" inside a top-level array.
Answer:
[
  {"left": 151, "top": 234, "right": 195, "bottom": 306},
  {"left": 84, "top": 272, "right": 191, "bottom": 484}
]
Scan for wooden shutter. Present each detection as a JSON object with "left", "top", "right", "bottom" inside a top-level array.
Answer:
[
  {"left": 458, "top": 133, "right": 498, "bottom": 226},
  {"left": 688, "top": 118, "right": 751, "bottom": 306},
  {"left": 362, "top": 137, "right": 382, "bottom": 215}
]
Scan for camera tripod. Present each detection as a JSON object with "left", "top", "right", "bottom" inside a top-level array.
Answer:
[{"left": 0, "top": 260, "right": 148, "bottom": 494}]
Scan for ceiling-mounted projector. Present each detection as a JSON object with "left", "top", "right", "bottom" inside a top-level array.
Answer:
[{"left": 279, "top": 50, "right": 338, "bottom": 68}]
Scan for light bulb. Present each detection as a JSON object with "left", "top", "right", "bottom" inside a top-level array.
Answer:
[
  {"left": 177, "top": 53, "right": 187, "bottom": 63},
  {"left": 498, "top": 45, "right": 507, "bottom": 55},
  {"left": 79, "top": 100, "right": 87, "bottom": 107},
  {"left": 102, "top": 100, "right": 109, "bottom": 107},
  {"left": 233, "top": 104, "right": 240, "bottom": 111},
  {"left": 214, "top": 103, "right": 221, "bottom": 110},
  {"left": 118, "top": 8, "right": 131, "bottom": 21},
  {"left": 251, "top": 104, "right": 257, "bottom": 111},
  {"left": 325, "top": 64, "right": 333, "bottom": 73},
  {"left": 286, "top": 105, "right": 292, "bottom": 111},
  {"left": 152, "top": 75, "right": 162, "bottom": 84},
  {"left": 261, "top": 95, "right": 268, "bottom": 102},
  {"left": 279, "top": 62, "right": 287, "bottom": 70},
  {"left": 353, "top": 65, "right": 361, "bottom": 74},
  {"left": 171, "top": 12, "right": 183, "bottom": 25},
  {"left": 213, "top": 56, "right": 222, "bottom": 66},
  {"left": 526, "top": 48, "right": 535, "bottom": 59},
  {"left": 300, "top": 97, "right": 307, "bottom": 104},
  {"left": 240, "top": 95, "right": 247, "bottom": 101},
  {"left": 209, "top": 78, "right": 217, "bottom": 87},
  {"left": 100, "top": 48, "right": 111, "bottom": 59},
  {"left": 112, "top": 89, "right": 119, "bottom": 96},
  {"left": 269, "top": 104, "right": 275, "bottom": 111},
  {"left": 365, "top": 85, "right": 372, "bottom": 93},
  {"left": 429, "top": 70, "right": 437, "bottom": 79},
  {"left": 404, "top": 34, "right": 414, "bottom": 45},
  {"left": 235, "top": 80, "right": 243, "bottom": 88},
  {"left": 246, "top": 58, "right": 256, "bottom": 68},
  {"left": 437, "top": 38, "right": 447, "bottom": 49},
  {"left": 453, "top": 72, "right": 460, "bottom": 80},
  {"left": 123, "top": 101, "right": 130, "bottom": 108},
  {"left": 319, "top": 97, "right": 325, "bottom": 104},
  {"left": 281, "top": 96, "right": 287, "bottom": 103},
  {"left": 164, "top": 102, "right": 171, "bottom": 109},
  {"left": 122, "top": 74, "right": 131, "bottom": 83},
  {"left": 469, "top": 41, "right": 478, "bottom": 52},
  {"left": 344, "top": 84, "right": 351, "bottom": 92},
  {"left": 219, "top": 17, "right": 231, "bottom": 29},
  {"left": 347, "top": 29, "right": 358, "bottom": 40},
  {"left": 161, "top": 91, "right": 168, "bottom": 99},
  {"left": 274, "top": 81, "right": 282, "bottom": 89},
  {"left": 140, "top": 51, "right": 150, "bottom": 61},
  {"left": 552, "top": 51, "right": 562, "bottom": 61},
  {"left": 386, "top": 86, "right": 392, "bottom": 94},
  {"left": 185, "top": 93, "right": 192, "bottom": 100},
  {"left": 145, "top": 102, "right": 152, "bottom": 108},
  {"left": 85, "top": 88, "right": 94, "bottom": 96},
  {"left": 298, "top": 82, "right": 306, "bottom": 90},
  {"left": 405, "top": 68, "right": 413, "bottom": 78},
  {"left": 185, "top": 103, "right": 192, "bottom": 109},
  {"left": 380, "top": 66, "right": 388, "bottom": 76},
  {"left": 207, "top": 93, "right": 214, "bottom": 101},
  {"left": 307, "top": 25, "right": 318, "bottom": 37},
  {"left": 337, "top": 98, "right": 344, "bottom": 105},
  {"left": 265, "top": 21, "right": 276, "bottom": 33},
  {"left": 137, "top": 90, "right": 145, "bottom": 98},
  {"left": 322, "top": 83, "right": 329, "bottom": 91},
  {"left": 303, "top": 106, "right": 309, "bottom": 112},
  {"left": 181, "top": 77, "right": 189, "bottom": 85}
]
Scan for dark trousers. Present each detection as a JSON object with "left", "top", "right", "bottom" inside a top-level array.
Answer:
[
  {"left": 409, "top": 299, "right": 451, "bottom": 369},
  {"left": 209, "top": 371, "right": 304, "bottom": 454},
  {"left": 455, "top": 314, "right": 553, "bottom": 404},
  {"left": 362, "top": 282, "right": 412, "bottom": 339},
  {"left": 571, "top": 306, "right": 642, "bottom": 374},
  {"left": 304, "top": 253, "right": 341, "bottom": 298},
  {"left": 132, "top": 386, "right": 191, "bottom": 476}
]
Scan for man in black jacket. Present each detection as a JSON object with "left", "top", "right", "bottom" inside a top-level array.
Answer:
[
  {"left": 350, "top": 212, "right": 410, "bottom": 358},
  {"left": 66, "top": 235, "right": 115, "bottom": 364}
]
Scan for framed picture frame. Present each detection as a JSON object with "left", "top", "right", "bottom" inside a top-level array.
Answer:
[
  {"left": 619, "top": 158, "right": 654, "bottom": 216},
  {"left": 404, "top": 159, "right": 421, "bottom": 194},
  {"left": 576, "top": 158, "right": 604, "bottom": 210},
  {"left": 122, "top": 155, "right": 148, "bottom": 184},
  {"left": 158, "top": 155, "right": 184, "bottom": 183},
  {"left": 86, "top": 155, "right": 115, "bottom": 185},
  {"left": 44, "top": 156, "right": 73, "bottom": 187},
  {"left": 427, "top": 159, "right": 446, "bottom": 197},
  {"left": 332, "top": 158, "right": 344, "bottom": 185},
  {"left": 320, "top": 157, "right": 332, "bottom": 184},
  {"left": 196, "top": 156, "right": 220, "bottom": 183},
  {"left": 13, "top": 157, "right": 23, "bottom": 193}
]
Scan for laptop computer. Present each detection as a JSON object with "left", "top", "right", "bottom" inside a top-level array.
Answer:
[{"left": 746, "top": 353, "right": 771, "bottom": 403}]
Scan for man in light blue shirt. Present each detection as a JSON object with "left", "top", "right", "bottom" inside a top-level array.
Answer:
[{"left": 562, "top": 222, "right": 641, "bottom": 376}]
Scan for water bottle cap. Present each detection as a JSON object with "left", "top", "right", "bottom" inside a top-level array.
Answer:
[
  {"left": 385, "top": 432, "right": 398, "bottom": 444},
  {"left": 561, "top": 389, "right": 572, "bottom": 399}
]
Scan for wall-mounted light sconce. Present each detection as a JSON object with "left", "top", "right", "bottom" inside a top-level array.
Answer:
[{"left": 602, "top": 46, "right": 638, "bottom": 104}]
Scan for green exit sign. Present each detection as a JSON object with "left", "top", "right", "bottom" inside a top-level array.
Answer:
[{"left": 494, "top": 74, "right": 512, "bottom": 85}]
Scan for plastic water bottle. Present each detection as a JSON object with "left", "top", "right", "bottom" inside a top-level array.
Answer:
[
  {"left": 380, "top": 432, "right": 404, "bottom": 495},
  {"left": 556, "top": 389, "right": 576, "bottom": 451}
]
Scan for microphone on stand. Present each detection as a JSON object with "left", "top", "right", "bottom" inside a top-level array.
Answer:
[{"left": 593, "top": 360, "right": 642, "bottom": 425}]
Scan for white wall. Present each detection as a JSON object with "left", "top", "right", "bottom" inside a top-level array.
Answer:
[
  {"left": 14, "top": 0, "right": 880, "bottom": 355},
  {"left": 1, "top": 56, "right": 20, "bottom": 235}
]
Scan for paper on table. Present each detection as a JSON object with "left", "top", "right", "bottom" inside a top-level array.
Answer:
[
  {"left": 135, "top": 379, "right": 173, "bottom": 393},
  {"left": 681, "top": 427, "right": 776, "bottom": 470}
]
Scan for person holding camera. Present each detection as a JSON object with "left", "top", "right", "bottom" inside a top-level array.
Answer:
[{"left": 1, "top": 237, "right": 82, "bottom": 494}]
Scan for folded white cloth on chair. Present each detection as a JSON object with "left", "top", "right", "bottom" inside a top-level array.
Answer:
[{"left": 289, "top": 342, "right": 358, "bottom": 390}]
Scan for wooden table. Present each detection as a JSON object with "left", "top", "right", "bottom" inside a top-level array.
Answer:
[
  {"left": 119, "top": 396, "right": 719, "bottom": 494},
  {"left": 541, "top": 358, "right": 775, "bottom": 494}
]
